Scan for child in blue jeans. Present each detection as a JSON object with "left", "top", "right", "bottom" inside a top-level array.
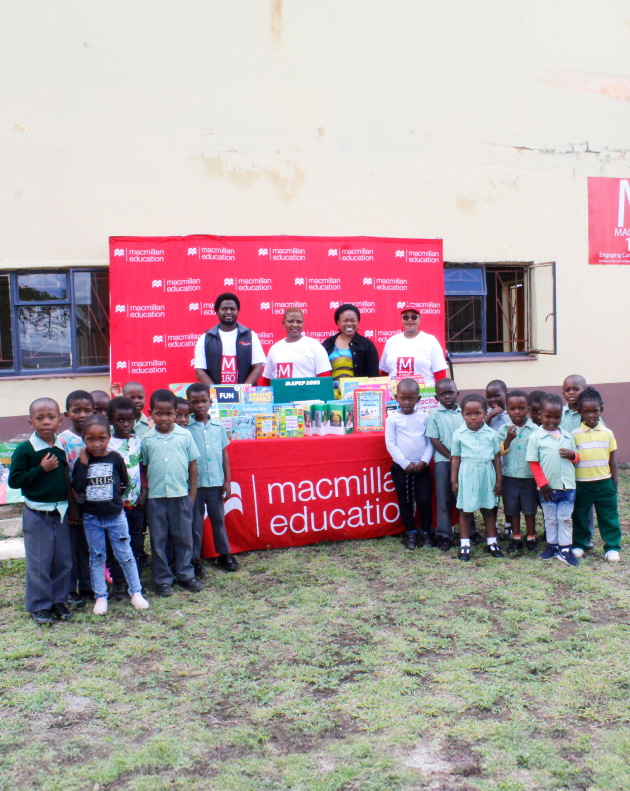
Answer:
[
  {"left": 526, "top": 393, "right": 580, "bottom": 566},
  {"left": 72, "top": 415, "right": 149, "bottom": 615}
]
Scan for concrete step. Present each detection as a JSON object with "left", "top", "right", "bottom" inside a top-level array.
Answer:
[{"left": 0, "top": 537, "right": 25, "bottom": 560}]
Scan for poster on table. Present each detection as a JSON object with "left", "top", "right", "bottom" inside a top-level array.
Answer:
[
  {"left": 108, "top": 235, "right": 444, "bottom": 396},
  {"left": 588, "top": 177, "right": 630, "bottom": 265}
]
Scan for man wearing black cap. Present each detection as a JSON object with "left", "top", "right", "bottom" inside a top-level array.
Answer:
[{"left": 194, "top": 293, "right": 266, "bottom": 385}]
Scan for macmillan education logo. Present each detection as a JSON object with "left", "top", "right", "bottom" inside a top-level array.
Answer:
[
  {"left": 114, "top": 359, "right": 167, "bottom": 374},
  {"left": 293, "top": 275, "right": 341, "bottom": 291},
  {"left": 188, "top": 246, "right": 236, "bottom": 261},
  {"left": 114, "top": 303, "right": 165, "bottom": 318},
  {"left": 259, "top": 301, "right": 308, "bottom": 314},
  {"left": 393, "top": 248, "right": 441, "bottom": 264},
  {"left": 361, "top": 275, "right": 409, "bottom": 292},
  {"left": 112, "top": 248, "right": 165, "bottom": 263},
  {"left": 221, "top": 276, "right": 272, "bottom": 292},
  {"left": 151, "top": 277, "right": 200, "bottom": 293}
]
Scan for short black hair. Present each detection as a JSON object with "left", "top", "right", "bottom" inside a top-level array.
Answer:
[
  {"left": 540, "top": 393, "right": 563, "bottom": 410},
  {"left": 577, "top": 387, "right": 603, "bottom": 410},
  {"left": 486, "top": 379, "right": 508, "bottom": 393},
  {"left": 528, "top": 390, "right": 547, "bottom": 406},
  {"left": 90, "top": 389, "right": 110, "bottom": 399},
  {"left": 176, "top": 397, "right": 190, "bottom": 409},
  {"left": 396, "top": 378, "right": 419, "bottom": 395},
  {"left": 82, "top": 414, "right": 111, "bottom": 436},
  {"left": 66, "top": 390, "right": 94, "bottom": 410},
  {"left": 29, "top": 397, "right": 60, "bottom": 415},
  {"left": 507, "top": 389, "right": 529, "bottom": 402},
  {"left": 461, "top": 393, "right": 487, "bottom": 411},
  {"left": 150, "top": 389, "right": 177, "bottom": 410},
  {"left": 107, "top": 396, "right": 135, "bottom": 422},
  {"left": 214, "top": 292, "right": 240, "bottom": 313},
  {"left": 334, "top": 303, "right": 360, "bottom": 323},
  {"left": 436, "top": 377, "right": 457, "bottom": 391},
  {"left": 186, "top": 382, "right": 210, "bottom": 398}
]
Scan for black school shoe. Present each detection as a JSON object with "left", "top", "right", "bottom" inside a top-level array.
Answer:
[
  {"left": 507, "top": 539, "right": 523, "bottom": 554},
  {"left": 403, "top": 532, "right": 418, "bottom": 550},
  {"left": 67, "top": 592, "right": 86, "bottom": 608},
  {"left": 30, "top": 609, "right": 53, "bottom": 625},
  {"left": 178, "top": 578, "right": 203, "bottom": 592},
  {"left": 439, "top": 537, "right": 452, "bottom": 553},
  {"left": 486, "top": 543, "right": 505, "bottom": 558},
  {"left": 192, "top": 560, "right": 206, "bottom": 579},
  {"left": 458, "top": 545, "right": 471, "bottom": 562},
  {"left": 420, "top": 532, "right": 438, "bottom": 548},
  {"left": 526, "top": 537, "right": 539, "bottom": 553},
  {"left": 51, "top": 603, "right": 73, "bottom": 621},
  {"left": 216, "top": 554, "right": 239, "bottom": 572},
  {"left": 110, "top": 583, "right": 128, "bottom": 602},
  {"left": 156, "top": 583, "right": 173, "bottom": 597}
]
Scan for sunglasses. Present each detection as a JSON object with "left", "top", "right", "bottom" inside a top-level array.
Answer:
[{"left": 401, "top": 313, "right": 419, "bottom": 320}]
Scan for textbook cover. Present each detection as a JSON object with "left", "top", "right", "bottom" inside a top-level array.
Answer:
[
  {"left": 230, "top": 414, "right": 256, "bottom": 440},
  {"left": 327, "top": 402, "right": 345, "bottom": 435},
  {"left": 354, "top": 389, "right": 386, "bottom": 433},
  {"left": 339, "top": 376, "right": 394, "bottom": 401},
  {"left": 255, "top": 413, "right": 279, "bottom": 439},
  {"left": 218, "top": 407, "right": 241, "bottom": 438},
  {"left": 210, "top": 385, "right": 243, "bottom": 405},
  {"left": 277, "top": 407, "right": 304, "bottom": 438},
  {"left": 311, "top": 403, "right": 330, "bottom": 436},
  {"left": 242, "top": 386, "right": 274, "bottom": 405}
]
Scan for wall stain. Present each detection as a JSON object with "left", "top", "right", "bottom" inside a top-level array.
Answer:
[
  {"left": 513, "top": 142, "right": 628, "bottom": 160},
  {"left": 270, "top": 0, "right": 283, "bottom": 45},
  {"left": 12, "top": 124, "right": 25, "bottom": 133},
  {"left": 195, "top": 152, "right": 305, "bottom": 202},
  {"left": 456, "top": 197, "right": 476, "bottom": 215}
]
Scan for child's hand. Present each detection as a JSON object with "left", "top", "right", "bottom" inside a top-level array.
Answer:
[
  {"left": 451, "top": 481, "right": 459, "bottom": 497},
  {"left": 488, "top": 405, "right": 503, "bottom": 419},
  {"left": 137, "top": 490, "right": 147, "bottom": 508},
  {"left": 559, "top": 448, "right": 575, "bottom": 459},
  {"left": 222, "top": 481, "right": 231, "bottom": 500},
  {"left": 110, "top": 382, "right": 122, "bottom": 398},
  {"left": 494, "top": 481, "right": 502, "bottom": 496},
  {"left": 67, "top": 503, "right": 82, "bottom": 525},
  {"left": 40, "top": 452, "right": 59, "bottom": 472},
  {"left": 504, "top": 425, "right": 518, "bottom": 447},
  {"left": 539, "top": 484, "right": 553, "bottom": 502},
  {"left": 79, "top": 449, "right": 89, "bottom": 465}
]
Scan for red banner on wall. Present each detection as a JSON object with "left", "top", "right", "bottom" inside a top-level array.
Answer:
[
  {"left": 109, "top": 235, "right": 444, "bottom": 394},
  {"left": 588, "top": 177, "right": 630, "bottom": 264}
]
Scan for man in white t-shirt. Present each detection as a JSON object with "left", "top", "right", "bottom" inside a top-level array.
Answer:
[
  {"left": 262, "top": 308, "right": 332, "bottom": 381},
  {"left": 379, "top": 303, "right": 448, "bottom": 387},
  {"left": 194, "top": 293, "right": 266, "bottom": 386}
]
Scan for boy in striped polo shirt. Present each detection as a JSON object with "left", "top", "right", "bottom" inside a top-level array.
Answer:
[{"left": 571, "top": 387, "right": 621, "bottom": 562}]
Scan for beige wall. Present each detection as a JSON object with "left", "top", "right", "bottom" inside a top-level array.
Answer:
[{"left": 2, "top": 1, "right": 630, "bottom": 415}]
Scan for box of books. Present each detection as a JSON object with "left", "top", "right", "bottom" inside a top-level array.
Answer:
[
  {"left": 255, "top": 413, "right": 278, "bottom": 439},
  {"left": 338, "top": 376, "right": 393, "bottom": 401},
  {"left": 311, "top": 403, "right": 330, "bottom": 436},
  {"left": 272, "top": 377, "right": 335, "bottom": 404},
  {"left": 277, "top": 407, "right": 304, "bottom": 438}
]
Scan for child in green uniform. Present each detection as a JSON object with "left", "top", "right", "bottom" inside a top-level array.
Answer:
[{"left": 451, "top": 394, "right": 503, "bottom": 562}]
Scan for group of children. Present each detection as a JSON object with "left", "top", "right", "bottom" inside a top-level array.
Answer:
[
  {"left": 9, "top": 373, "right": 623, "bottom": 625},
  {"left": 385, "top": 375, "right": 622, "bottom": 564},
  {"left": 9, "top": 381, "right": 237, "bottom": 624}
]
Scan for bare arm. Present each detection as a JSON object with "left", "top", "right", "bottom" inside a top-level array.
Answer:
[
  {"left": 493, "top": 452, "right": 502, "bottom": 495},
  {"left": 610, "top": 449, "right": 618, "bottom": 487},
  {"left": 195, "top": 368, "right": 215, "bottom": 386},
  {"left": 222, "top": 447, "right": 231, "bottom": 499},
  {"left": 451, "top": 455, "right": 461, "bottom": 496},
  {"left": 244, "top": 363, "right": 263, "bottom": 385},
  {"left": 430, "top": 437, "right": 451, "bottom": 460},
  {"left": 188, "top": 459, "right": 198, "bottom": 502}
]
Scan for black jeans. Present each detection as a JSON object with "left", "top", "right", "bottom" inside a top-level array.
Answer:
[{"left": 390, "top": 463, "right": 433, "bottom": 533}]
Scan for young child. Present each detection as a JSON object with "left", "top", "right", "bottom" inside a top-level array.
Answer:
[
  {"left": 485, "top": 379, "right": 509, "bottom": 430},
  {"left": 123, "top": 381, "right": 152, "bottom": 437},
  {"left": 90, "top": 390, "right": 110, "bottom": 416},
  {"left": 560, "top": 374, "right": 587, "bottom": 432},
  {"left": 106, "top": 396, "right": 146, "bottom": 597},
  {"left": 426, "top": 377, "right": 463, "bottom": 552},
  {"left": 385, "top": 378, "right": 435, "bottom": 550},
  {"left": 528, "top": 390, "right": 547, "bottom": 427},
  {"left": 526, "top": 393, "right": 580, "bottom": 566},
  {"left": 186, "top": 382, "right": 238, "bottom": 573},
  {"left": 175, "top": 397, "right": 191, "bottom": 428},
  {"left": 8, "top": 399, "right": 75, "bottom": 624},
  {"left": 72, "top": 415, "right": 149, "bottom": 615},
  {"left": 451, "top": 394, "right": 503, "bottom": 561},
  {"left": 142, "top": 389, "right": 201, "bottom": 596},
  {"left": 59, "top": 390, "right": 95, "bottom": 605},
  {"left": 571, "top": 388, "right": 622, "bottom": 562},
  {"left": 496, "top": 390, "right": 539, "bottom": 553}
]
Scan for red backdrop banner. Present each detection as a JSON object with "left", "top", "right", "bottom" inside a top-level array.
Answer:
[
  {"left": 588, "top": 178, "right": 630, "bottom": 265},
  {"left": 109, "top": 235, "right": 444, "bottom": 394}
]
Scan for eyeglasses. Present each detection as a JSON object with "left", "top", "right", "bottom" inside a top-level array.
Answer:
[{"left": 401, "top": 313, "right": 419, "bottom": 320}]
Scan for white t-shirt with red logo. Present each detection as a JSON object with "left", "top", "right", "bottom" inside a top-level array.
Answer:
[
  {"left": 194, "top": 329, "right": 266, "bottom": 384},
  {"left": 263, "top": 336, "right": 332, "bottom": 380},
  {"left": 379, "top": 331, "right": 447, "bottom": 386}
]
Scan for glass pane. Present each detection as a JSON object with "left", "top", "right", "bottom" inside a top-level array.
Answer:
[
  {"left": 0, "top": 275, "right": 14, "bottom": 370},
  {"left": 17, "top": 273, "right": 68, "bottom": 302},
  {"left": 446, "top": 297, "right": 482, "bottom": 353},
  {"left": 18, "top": 306, "right": 71, "bottom": 369},
  {"left": 486, "top": 267, "right": 526, "bottom": 353},
  {"left": 444, "top": 267, "right": 487, "bottom": 296},
  {"left": 74, "top": 270, "right": 109, "bottom": 367}
]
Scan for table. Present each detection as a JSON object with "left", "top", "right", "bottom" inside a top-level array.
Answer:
[{"left": 201, "top": 433, "right": 403, "bottom": 556}]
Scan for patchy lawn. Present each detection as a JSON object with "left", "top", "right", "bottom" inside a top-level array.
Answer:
[{"left": 1, "top": 474, "right": 630, "bottom": 791}]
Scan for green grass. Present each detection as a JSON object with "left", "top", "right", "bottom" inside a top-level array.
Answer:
[{"left": 1, "top": 475, "right": 630, "bottom": 790}]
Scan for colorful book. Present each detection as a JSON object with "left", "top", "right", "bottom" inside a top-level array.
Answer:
[
  {"left": 277, "top": 407, "right": 304, "bottom": 438},
  {"left": 230, "top": 414, "right": 256, "bottom": 440},
  {"left": 255, "top": 413, "right": 279, "bottom": 439},
  {"left": 353, "top": 389, "right": 386, "bottom": 433},
  {"left": 311, "top": 403, "right": 330, "bottom": 436},
  {"left": 242, "top": 386, "right": 274, "bottom": 405}
]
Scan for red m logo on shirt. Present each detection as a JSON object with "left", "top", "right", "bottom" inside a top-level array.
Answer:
[
  {"left": 277, "top": 363, "right": 293, "bottom": 378},
  {"left": 396, "top": 357, "right": 414, "bottom": 375}
]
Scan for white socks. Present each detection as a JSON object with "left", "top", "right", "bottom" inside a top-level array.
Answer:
[
  {"left": 487, "top": 537, "right": 498, "bottom": 546},
  {"left": 460, "top": 538, "right": 471, "bottom": 547}
]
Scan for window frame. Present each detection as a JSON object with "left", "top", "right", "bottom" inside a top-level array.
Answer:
[
  {"left": 0, "top": 268, "right": 110, "bottom": 377},
  {"left": 445, "top": 262, "right": 555, "bottom": 360}
]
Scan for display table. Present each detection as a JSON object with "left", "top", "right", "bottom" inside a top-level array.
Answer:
[{"left": 201, "top": 433, "right": 403, "bottom": 556}]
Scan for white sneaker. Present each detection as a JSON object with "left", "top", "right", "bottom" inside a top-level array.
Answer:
[
  {"left": 572, "top": 548, "right": 585, "bottom": 558},
  {"left": 130, "top": 592, "right": 150, "bottom": 610},
  {"left": 605, "top": 550, "right": 621, "bottom": 562},
  {"left": 93, "top": 597, "right": 108, "bottom": 615}
]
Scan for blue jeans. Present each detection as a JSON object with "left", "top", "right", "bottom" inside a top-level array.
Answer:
[
  {"left": 83, "top": 511, "right": 142, "bottom": 598},
  {"left": 539, "top": 488, "right": 575, "bottom": 547}
]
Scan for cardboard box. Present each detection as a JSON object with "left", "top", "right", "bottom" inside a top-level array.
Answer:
[{"left": 272, "top": 377, "right": 335, "bottom": 404}]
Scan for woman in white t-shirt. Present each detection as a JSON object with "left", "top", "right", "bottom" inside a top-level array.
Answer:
[
  {"left": 262, "top": 308, "right": 332, "bottom": 381},
  {"left": 379, "top": 304, "right": 448, "bottom": 387}
]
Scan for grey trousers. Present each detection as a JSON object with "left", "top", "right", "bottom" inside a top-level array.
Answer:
[
  {"left": 23, "top": 507, "right": 72, "bottom": 613},
  {"left": 147, "top": 496, "right": 194, "bottom": 586},
  {"left": 193, "top": 487, "right": 231, "bottom": 558},
  {"left": 434, "top": 461, "right": 456, "bottom": 539}
]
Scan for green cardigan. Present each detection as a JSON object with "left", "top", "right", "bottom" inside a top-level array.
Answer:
[{"left": 8, "top": 440, "right": 68, "bottom": 503}]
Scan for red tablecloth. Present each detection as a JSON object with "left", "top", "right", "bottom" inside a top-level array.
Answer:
[{"left": 201, "top": 433, "right": 403, "bottom": 556}]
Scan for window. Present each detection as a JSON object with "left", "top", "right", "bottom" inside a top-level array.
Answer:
[
  {"left": 0, "top": 269, "right": 109, "bottom": 375},
  {"left": 445, "top": 263, "right": 556, "bottom": 357}
]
